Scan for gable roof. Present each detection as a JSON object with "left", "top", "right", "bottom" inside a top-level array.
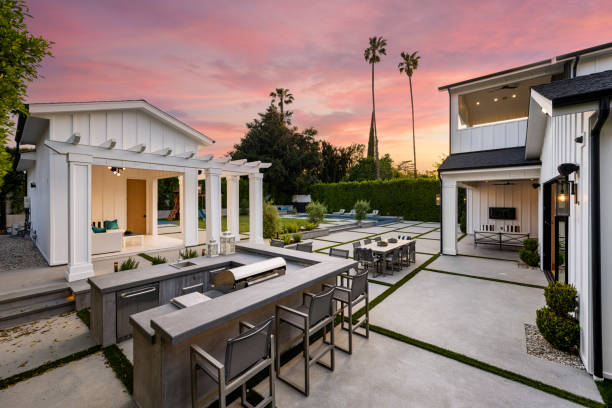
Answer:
[
  {"left": 25, "top": 99, "right": 214, "bottom": 146},
  {"left": 531, "top": 70, "right": 612, "bottom": 107},
  {"left": 438, "top": 147, "right": 541, "bottom": 172}
]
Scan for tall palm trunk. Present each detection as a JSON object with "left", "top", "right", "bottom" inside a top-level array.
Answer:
[
  {"left": 371, "top": 63, "right": 380, "bottom": 179},
  {"left": 280, "top": 100, "right": 284, "bottom": 122},
  {"left": 409, "top": 75, "right": 416, "bottom": 178}
]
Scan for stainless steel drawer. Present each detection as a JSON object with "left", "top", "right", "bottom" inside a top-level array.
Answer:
[{"left": 116, "top": 283, "right": 159, "bottom": 341}]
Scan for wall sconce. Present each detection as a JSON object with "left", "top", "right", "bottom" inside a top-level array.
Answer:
[
  {"left": 435, "top": 193, "right": 441, "bottom": 206},
  {"left": 556, "top": 180, "right": 571, "bottom": 217},
  {"left": 30, "top": 182, "right": 37, "bottom": 188}
]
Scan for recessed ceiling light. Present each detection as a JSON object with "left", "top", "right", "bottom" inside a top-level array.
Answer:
[
  {"left": 512, "top": 94, "right": 517, "bottom": 98},
  {"left": 494, "top": 98, "right": 499, "bottom": 102},
  {"left": 476, "top": 101, "right": 480, "bottom": 105}
]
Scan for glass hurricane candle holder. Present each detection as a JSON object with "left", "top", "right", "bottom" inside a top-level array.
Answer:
[
  {"left": 220, "top": 231, "right": 235, "bottom": 256},
  {"left": 207, "top": 239, "right": 219, "bottom": 257}
]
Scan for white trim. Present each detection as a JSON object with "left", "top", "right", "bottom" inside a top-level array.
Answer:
[
  {"left": 440, "top": 165, "right": 541, "bottom": 177},
  {"left": 28, "top": 100, "right": 215, "bottom": 146}
]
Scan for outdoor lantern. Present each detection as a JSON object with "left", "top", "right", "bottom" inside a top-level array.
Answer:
[
  {"left": 207, "top": 239, "right": 219, "bottom": 257},
  {"left": 435, "top": 193, "right": 441, "bottom": 206},
  {"left": 220, "top": 231, "right": 236, "bottom": 256},
  {"left": 556, "top": 180, "right": 571, "bottom": 217}
]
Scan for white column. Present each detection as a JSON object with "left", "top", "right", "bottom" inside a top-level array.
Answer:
[
  {"left": 183, "top": 168, "right": 199, "bottom": 247},
  {"left": 66, "top": 153, "right": 94, "bottom": 282},
  {"left": 178, "top": 175, "right": 184, "bottom": 234},
  {"left": 227, "top": 175, "right": 240, "bottom": 241},
  {"left": 146, "top": 177, "right": 158, "bottom": 236},
  {"left": 441, "top": 178, "right": 458, "bottom": 255},
  {"left": 249, "top": 172, "right": 264, "bottom": 244},
  {"left": 205, "top": 168, "right": 222, "bottom": 244}
]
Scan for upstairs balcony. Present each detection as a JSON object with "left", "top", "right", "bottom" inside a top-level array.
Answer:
[{"left": 450, "top": 74, "right": 550, "bottom": 154}]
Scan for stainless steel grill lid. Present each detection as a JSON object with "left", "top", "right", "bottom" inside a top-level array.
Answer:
[{"left": 213, "top": 257, "right": 286, "bottom": 287}]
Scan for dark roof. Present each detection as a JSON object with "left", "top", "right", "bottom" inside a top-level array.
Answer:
[
  {"left": 438, "top": 147, "right": 540, "bottom": 172},
  {"left": 438, "top": 59, "right": 553, "bottom": 91},
  {"left": 532, "top": 70, "right": 612, "bottom": 107}
]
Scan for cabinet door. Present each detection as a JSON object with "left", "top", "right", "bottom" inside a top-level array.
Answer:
[{"left": 180, "top": 272, "right": 204, "bottom": 295}]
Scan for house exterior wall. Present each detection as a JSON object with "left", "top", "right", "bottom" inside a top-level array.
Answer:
[
  {"left": 27, "top": 142, "right": 51, "bottom": 264},
  {"left": 537, "top": 109, "right": 598, "bottom": 374},
  {"left": 576, "top": 53, "right": 612, "bottom": 76},
  {"left": 43, "top": 110, "right": 201, "bottom": 155},
  {"left": 465, "top": 180, "right": 538, "bottom": 236},
  {"left": 452, "top": 118, "right": 527, "bottom": 154},
  {"left": 600, "top": 120, "right": 612, "bottom": 378}
]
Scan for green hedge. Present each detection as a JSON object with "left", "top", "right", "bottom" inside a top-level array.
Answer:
[{"left": 310, "top": 177, "right": 440, "bottom": 221}]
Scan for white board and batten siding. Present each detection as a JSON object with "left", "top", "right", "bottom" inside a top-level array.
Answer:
[
  {"left": 451, "top": 118, "right": 527, "bottom": 154},
  {"left": 47, "top": 110, "right": 201, "bottom": 155},
  {"left": 538, "top": 110, "right": 596, "bottom": 372},
  {"left": 466, "top": 181, "right": 538, "bottom": 236}
]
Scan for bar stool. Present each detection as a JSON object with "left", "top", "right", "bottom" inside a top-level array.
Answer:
[
  {"left": 323, "top": 269, "right": 369, "bottom": 354},
  {"left": 275, "top": 287, "right": 335, "bottom": 396},
  {"left": 190, "top": 318, "right": 275, "bottom": 408}
]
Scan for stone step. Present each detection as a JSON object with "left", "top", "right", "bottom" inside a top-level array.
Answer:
[
  {"left": 0, "top": 283, "right": 71, "bottom": 313},
  {"left": 0, "top": 296, "right": 75, "bottom": 330}
]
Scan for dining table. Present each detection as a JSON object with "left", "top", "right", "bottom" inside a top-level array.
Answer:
[{"left": 361, "top": 239, "right": 415, "bottom": 275}]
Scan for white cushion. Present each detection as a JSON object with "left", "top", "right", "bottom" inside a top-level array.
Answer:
[{"left": 91, "top": 230, "right": 123, "bottom": 255}]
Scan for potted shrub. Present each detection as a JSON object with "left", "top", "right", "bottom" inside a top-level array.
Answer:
[
  {"left": 536, "top": 282, "right": 580, "bottom": 351},
  {"left": 263, "top": 201, "right": 281, "bottom": 239},
  {"left": 306, "top": 201, "right": 327, "bottom": 226},
  {"left": 353, "top": 200, "right": 370, "bottom": 226}
]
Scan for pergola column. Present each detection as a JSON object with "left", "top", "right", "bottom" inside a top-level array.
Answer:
[
  {"left": 146, "top": 177, "right": 158, "bottom": 236},
  {"left": 226, "top": 175, "right": 240, "bottom": 241},
  {"left": 249, "top": 172, "right": 264, "bottom": 244},
  {"left": 66, "top": 153, "right": 94, "bottom": 282},
  {"left": 441, "top": 178, "right": 458, "bottom": 255},
  {"left": 183, "top": 168, "right": 199, "bottom": 247},
  {"left": 205, "top": 168, "right": 222, "bottom": 245}
]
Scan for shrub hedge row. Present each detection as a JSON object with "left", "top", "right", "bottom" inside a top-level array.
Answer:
[{"left": 310, "top": 177, "right": 440, "bottom": 221}]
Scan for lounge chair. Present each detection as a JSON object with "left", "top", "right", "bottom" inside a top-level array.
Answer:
[
  {"left": 367, "top": 209, "right": 379, "bottom": 218},
  {"left": 347, "top": 209, "right": 356, "bottom": 217},
  {"left": 333, "top": 209, "right": 346, "bottom": 215}
]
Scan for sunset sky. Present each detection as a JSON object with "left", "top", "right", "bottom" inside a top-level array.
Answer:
[{"left": 23, "top": 0, "right": 611, "bottom": 171}]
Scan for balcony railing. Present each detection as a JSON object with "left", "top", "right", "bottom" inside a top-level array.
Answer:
[{"left": 451, "top": 118, "right": 527, "bottom": 154}]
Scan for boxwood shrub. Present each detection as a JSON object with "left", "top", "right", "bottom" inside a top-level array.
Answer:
[
  {"left": 544, "top": 282, "right": 578, "bottom": 316},
  {"left": 310, "top": 177, "right": 440, "bottom": 221},
  {"left": 536, "top": 307, "right": 580, "bottom": 351}
]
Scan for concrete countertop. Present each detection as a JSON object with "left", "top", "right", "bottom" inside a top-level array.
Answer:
[{"left": 131, "top": 243, "right": 356, "bottom": 345}]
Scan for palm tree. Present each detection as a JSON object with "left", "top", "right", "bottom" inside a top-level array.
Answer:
[
  {"left": 364, "top": 36, "right": 387, "bottom": 179},
  {"left": 269, "top": 88, "right": 294, "bottom": 124},
  {"left": 398, "top": 51, "right": 420, "bottom": 178}
]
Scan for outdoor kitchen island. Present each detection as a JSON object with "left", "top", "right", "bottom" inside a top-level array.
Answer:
[{"left": 129, "top": 243, "right": 357, "bottom": 408}]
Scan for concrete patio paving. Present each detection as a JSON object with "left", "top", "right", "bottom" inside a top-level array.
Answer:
[
  {"left": 257, "top": 330, "right": 583, "bottom": 408},
  {"left": 369, "top": 269, "right": 602, "bottom": 402}
]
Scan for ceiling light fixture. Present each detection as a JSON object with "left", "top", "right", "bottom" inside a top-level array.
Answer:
[
  {"left": 476, "top": 101, "right": 480, "bottom": 105},
  {"left": 494, "top": 98, "right": 498, "bottom": 102},
  {"left": 512, "top": 94, "right": 517, "bottom": 98}
]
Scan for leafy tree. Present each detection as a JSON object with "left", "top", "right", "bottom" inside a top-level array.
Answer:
[
  {"left": 305, "top": 201, "right": 326, "bottom": 226},
  {"left": 353, "top": 200, "right": 370, "bottom": 223},
  {"left": 398, "top": 51, "right": 420, "bottom": 178},
  {"left": 1, "top": 0, "right": 53, "bottom": 188},
  {"left": 318, "top": 141, "right": 364, "bottom": 183},
  {"left": 396, "top": 160, "right": 415, "bottom": 177},
  {"left": 231, "top": 104, "right": 321, "bottom": 203},
  {"left": 348, "top": 154, "right": 400, "bottom": 181},
  {"left": 269, "top": 88, "right": 294, "bottom": 125},
  {"left": 263, "top": 201, "right": 281, "bottom": 239},
  {"left": 157, "top": 177, "right": 179, "bottom": 211},
  {"left": 364, "top": 36, "right": 387, "bottom": 179},
  {"left": 0, "top": 147, "right": 26, "bottom": 213}
]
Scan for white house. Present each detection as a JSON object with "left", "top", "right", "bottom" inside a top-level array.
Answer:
[
  {"left": 438, "top": 42, "right": 612, "bottom": 380},
  {"left": 15, "top": 100, "right": 269, "bottom": 282}
]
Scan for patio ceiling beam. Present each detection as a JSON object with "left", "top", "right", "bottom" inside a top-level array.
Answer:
[
  {"left": 245, "top": 161, "right": 261, "bottom": 167},
  {"left": 229, "top": 159, "right": 247, "bottom": 166},
  {"left": 99, "top": 139, "right": 116, "bottom": 149},
  {"left": 128, "top": 143, "right": 146, "bottom": 153},
  {"left": 153, "top": 147, "right": 172, "bottom": 156},
  {"left": 177, "top": 151, "right": 196, "bottom": 159},
  {"left": 212, "top": 156, "right": 231, "bottom": 164},
  {"left": 199, "top": 154, "right": 213, "bottom": 162}
]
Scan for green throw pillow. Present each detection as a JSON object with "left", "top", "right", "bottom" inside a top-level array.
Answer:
[
  {"left": 92, "top": 226, "right": 106, "bottom": 233},
  {"left": 104, "top": 219, "right": 119, "bottom": 230}
]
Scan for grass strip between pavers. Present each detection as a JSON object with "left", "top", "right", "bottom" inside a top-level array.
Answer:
[
  {"left": 0, "top": 345, "right": 102, "bottom": 389},
  {"left": 596, "top": 380, "right": 612, "bottom": 407},
  {"left": 368, "top": 324, "right": 606, "bottom": 408},
  {"left": 367, "top": 279, "right": 394, "bottom": 287},
  {"left": 424, "top": 268, "right": 547, "bottom": 289},
  {"left": 138, "top": 252, "right": 156, "bottom": 263},
  {"left": 457, "top": 253, "right": 519, "bottom": 263},
  {"left": 103, "top": 345, "right": 134, "bottom": 394},
  {"left": 457, "top": 233, "right": 467, "bottom": 242}
]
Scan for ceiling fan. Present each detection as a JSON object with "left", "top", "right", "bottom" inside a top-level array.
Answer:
[
  {"left": 488, "top": 84, "right": 518, "bottom": 92},
  {"left": 493, "top": 181, "right": 516, "bottom": 186}
]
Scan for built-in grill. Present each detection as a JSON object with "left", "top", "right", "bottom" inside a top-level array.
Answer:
[{"left": 213, "top": 257, "right": 286, "bottom": 291}]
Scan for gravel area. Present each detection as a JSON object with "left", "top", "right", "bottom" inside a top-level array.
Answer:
[
  {"left": 0, "top": 236, "right": 47, "bottom": 270},
  {"left": 524, "top": 323, "right": 584, "bottom": 370}
]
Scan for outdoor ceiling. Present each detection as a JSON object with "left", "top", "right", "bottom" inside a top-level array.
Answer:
[{"left": 459, "top": 75, "right": 551, "bottom": 127}]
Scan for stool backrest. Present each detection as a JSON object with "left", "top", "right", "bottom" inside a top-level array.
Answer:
[
  {"left": 352, "top": 241, "right": 361, "bottom": 249},
  {"left": 308, "top": 287, "right": 335, "bottom": 326},
  {"left": 225, "top": 318, "right": 273, "bottom": 381},
  {"left": 361, "top": 248, "right": 374, "bottom": 262},
  {"left": 270, "top": 239, "right": 284, "bottom": 247},
  {"left": 296, "top": 243, "right": 313, "bottom": 252},
  {"left": 351, "top": 270, "right": 369, "bottom": 299},
  {"left": 329, "top": 248, "right": 349, "bottom": 258},
  {"left": 373, "top": 236, "right": 382, "bottom": 242},
  {"left": 364, "top": 238, "right": 372, "bottom": 245}
]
